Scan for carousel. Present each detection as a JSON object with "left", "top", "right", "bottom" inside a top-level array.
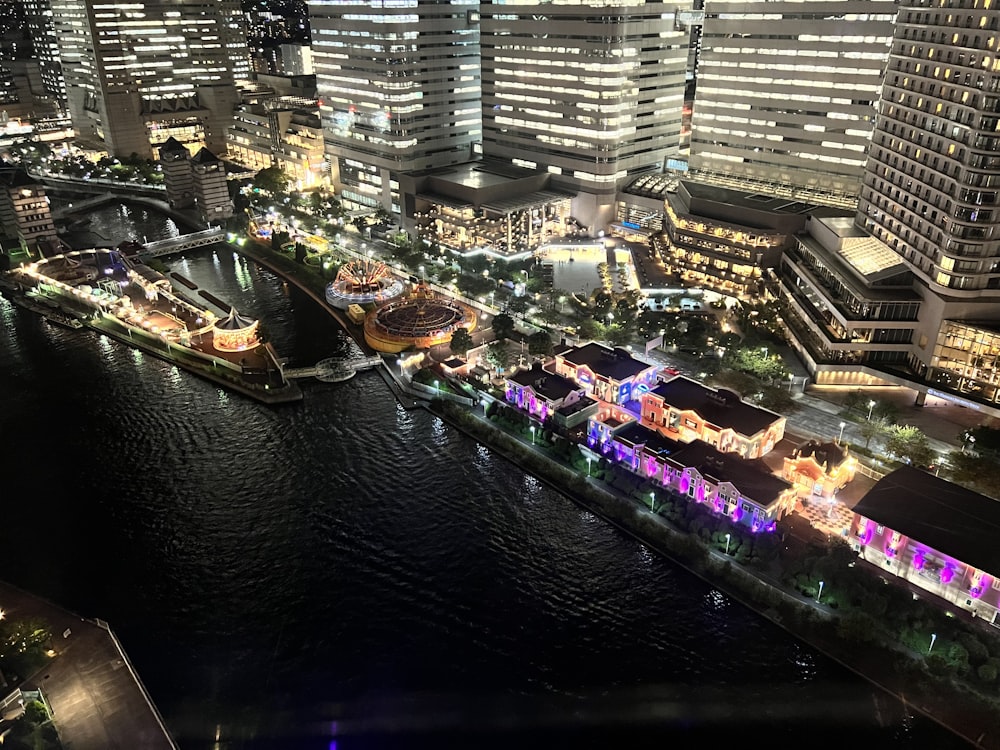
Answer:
[
  {"left": 213, "top": 307, "right": 260, "bottom": 352},
  {"left": 325, "top": 258, "right": 404, "bottom": 309}
]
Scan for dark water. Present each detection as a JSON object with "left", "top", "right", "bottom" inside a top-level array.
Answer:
[{"left": 0, "top": 204, "right": 972, "bottom": 749}]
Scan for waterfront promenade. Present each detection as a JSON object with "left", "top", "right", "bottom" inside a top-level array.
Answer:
[{"left": 0, "top": 581, "right": 177, "bottom": 749}]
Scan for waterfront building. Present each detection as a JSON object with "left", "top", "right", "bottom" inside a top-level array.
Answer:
[
  {"left": 590, "top": 418, "right": 794, "bottom": 531},
  {"left": 850, "top": 466, "right": 1000, "bottom": 625},
  {"left": 781, "top": 438, "right": 857, "bottom": 502},
  {"left": 191, "top": 148, "right": 233, "bottom": 224},
  {"left": 504, "top": 362, "right": 589, "bottom": 423},
  {"left": 0, "top": 167, "right": 59, "bottom": 258},
  {"left": 639, "top": 375, "right": 785, "bottom": 458},
  {"left": 52, "top": 0, "right": 249, "bottom": 159},
  {"left": 551, "top": 341, "right": 660, "bottom": 408},
  {"left": 159, "top": 137, "right": 195, "bottom": 210},
  {"left": 689, "top": 0, "right": 897, "bottom": 209},
  {"left": 308, "top": 0, "right": 482, "bottom": 215},
  {"left": 480, "top": 0, "right": 689, "bottom": 231}
]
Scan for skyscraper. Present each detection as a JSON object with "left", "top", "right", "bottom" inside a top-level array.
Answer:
[
  {"left": 480, "top": 0, "right": 689, "bottom": 225},
  {"left": 858, "top": 3, "right": 1000, "bottom": 296},
  {"left": 689, "top": 0, "right": 897, "bottom": 208},
  {"left": 52, "top": 0, "right": 250, "bottom": 159},
  {"left": 22, "top": 0, "right": 65, "bottom": 110},
  {"left": 309, "top": 0, "right": 482, "bottom": 214}
]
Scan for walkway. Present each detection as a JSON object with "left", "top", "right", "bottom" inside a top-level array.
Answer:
[{"left": 0, "top": 581, "right": 177, "bottom": 750}]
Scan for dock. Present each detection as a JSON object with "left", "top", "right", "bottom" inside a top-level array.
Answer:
[{"left": 0, "top": 580, "right": 178, "bottom": 750}]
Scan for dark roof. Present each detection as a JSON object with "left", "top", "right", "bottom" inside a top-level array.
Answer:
[
  {"left": 794, "top": 439, "right": 849, "bottom": 468},
  {"left": 614, "top": 421, "right": 682, "bottom": 458},
  {"left": 215, "top": 307, "right": 257, "bottom": 330},
  {"left": 0, "top": 167, "right": 37, "bottom": 189},
  {"left": 555, "top": 395, "right": 598, "bottom": 418},
  {"left": 158, "top": 137, "right": 188, "bottom": 155},
  {"left": 854, "top": 466, "right": 1000, "bottom": 576},
  {"left": 556, "top": 341, "right": 655, "bottom": 381},
  {"left": 509, "top": 363, "right": 578, "bottom": 401},
  {"left": 192, "top": 147, "right": 221, "bottom": 164},
  {"left": 441, "top": 357, "right": 465, "bottom": 369},
  {"left": 672, "top": 440, "right": 792, "bottom": 508},
  {"left": 650, "top": 376, "right": 781, "bottom": 436}
]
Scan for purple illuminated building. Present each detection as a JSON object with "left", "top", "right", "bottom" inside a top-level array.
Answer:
[{"left": 850, "top": 466, "right": 1000, "bottom": 624}]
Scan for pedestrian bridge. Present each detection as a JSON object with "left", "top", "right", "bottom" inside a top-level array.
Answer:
[
  {"left": 142, "top": 229, "right": 226, "bottom": 258},
  {"left": 283, "top": 355, "right": 384, "bottom": 382}
]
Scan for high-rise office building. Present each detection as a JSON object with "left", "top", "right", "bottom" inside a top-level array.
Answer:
[
  {"left": 52, "top": 0, "right": 250, "bottom": 159},
  {"left": 480, "top": 0, "right": 689, "bottom": 225},
  {"left": 309, "top": 0, "right": 482, "bottom": 214},
  {"left": 22, "top": 0, "right": 64, "bottom": 110},
  {"left": 689, "top": 1, "right": 897, "bottom": 208}
]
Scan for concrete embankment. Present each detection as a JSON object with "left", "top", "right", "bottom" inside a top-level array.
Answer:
[{"left": 0, "top": 580, "right": 177, "bottom": 750}]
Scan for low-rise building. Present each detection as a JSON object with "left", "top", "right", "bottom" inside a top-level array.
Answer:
[
  {"left": 782, "top": 439, "right": 857, "bottom": 501},
  {"left": 552, "top": 341, "right": 660, "bottom": 408},
  {"left": 849, "top": 466, "right": 1000, "bottom": 624},
  {"left": 505, "top": 362, "right": 588, "bottom": 422},
  {"left": 0, "top": 167, "right": 59, "bottom": 257},
  {"left": 594, "top": 419, "right": 795, "bottom": 532},
  {"left": 640, "top": 375, "right": 785, "bottom": 458}
]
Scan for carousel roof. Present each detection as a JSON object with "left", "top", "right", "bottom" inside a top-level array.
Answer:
[{"left": 215, "top": 307, "right": 258, "bottom": 330}]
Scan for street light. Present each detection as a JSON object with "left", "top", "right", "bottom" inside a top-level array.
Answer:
[
  {"left": 788, "top": 373, "right": 795, "bottom": 392},
  {"left": 434, "top": 379, "right": 439, "bottom": 392},
  {"left": 867, "top": 400, "right": 876, "bottom": 421},
  {"left": 650, "top": 491, "right": 656, "bottom": 513},
  {"left": 586, "top": 456, "right": 592, "bottom": 477},
  {"left": 816, "top": 580, "right": 825, "bottom": 603},
  {"left": 929, "top": 633, "right": 937, "bottom": 654},
  {"left": 838, "top": 421, "right": 846, "bottom": 444},
  {"left": 724, "top": 533, "right": 731, "bottom": 555},
  {"left": 530, "top": 425, "right": 536, "bottom": 444}
]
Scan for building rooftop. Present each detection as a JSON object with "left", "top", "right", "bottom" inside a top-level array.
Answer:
[
  {"left": 557, "top": 342, "right": 656, "bottom": 382},
  {"left": 614, "top": 421, "right": 682, "bottom": 458},
  {"left": 673, "top": 440, "right": 792, "bottom": 508},
  {"left": 649, "top": 376, "right": 782, "bottom": 437},
  {"left": 792, "top": 439, "right": 850, "bottom": 469},
  {"left": 682, "top": 180, "right": 822, "bottom": 216},
  {"left": 509, "top": 362, "right": 579, "bottom": 401},
  {"left": 853, "top": 466, "right": 1000, "bottom": 576}
]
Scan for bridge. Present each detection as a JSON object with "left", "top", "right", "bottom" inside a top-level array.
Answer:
[
  {"left": 283, "top": 355, "right": 384, "bottom": 382},
  {"left": 140, "top": 228, "right": 226, "bottom": 258},
  {"left": 34, "top": 172, "right": 167, "bottom": 199},
  {"left": 51, "top": 192, "right": 117, "bottom": 221}
]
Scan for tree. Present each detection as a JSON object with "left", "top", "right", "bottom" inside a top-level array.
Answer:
[
  {"left": 527, "top": 330, "right": 553, "bottom": 357},
  {"left": 491, "top": 312, "right": 516, "bottom": 341},
  {"left": 485, "top": 340, "right": 511, "bottom": 375},
  {"left": 252, "top": 165, "right": 289, "bottom": 197},
  {"left": 885, "top": 425, "right": 934, "bottom": 467},
  {"left": 860, "top": 418, "right": 888, "bottom": 451},
  {"left": 450, "top": 328, "right": 474, "bottom": 358}
]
